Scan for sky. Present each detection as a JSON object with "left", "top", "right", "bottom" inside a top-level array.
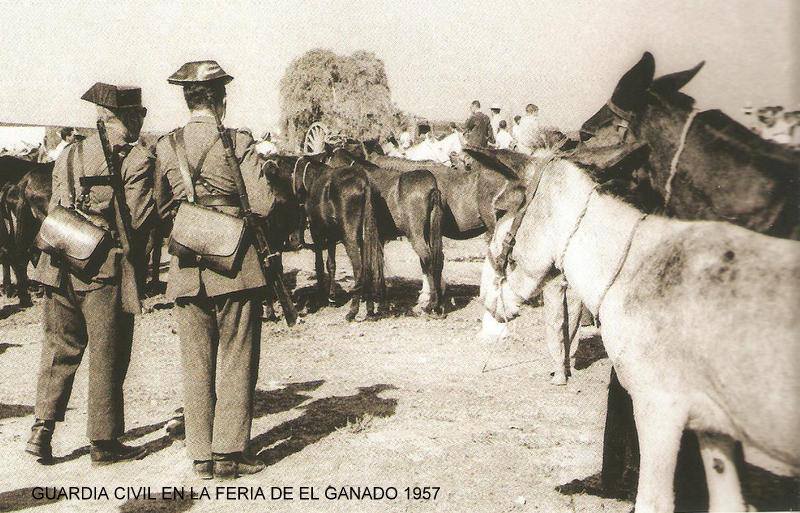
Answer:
[{"left": 1, "top": 0, "right": 796, "bottom": 135}]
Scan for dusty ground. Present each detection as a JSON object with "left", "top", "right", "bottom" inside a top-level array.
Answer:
[{"left": 0, "top": 237, "right": 779, "bottom": 513}]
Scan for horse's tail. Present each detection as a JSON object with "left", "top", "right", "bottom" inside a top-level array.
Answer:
[
  {"left": 427, "top": 187, "right": 444, "bottom": 298},
  {"left": 361, "top": 183, "right": 384, "bottom": 302}
]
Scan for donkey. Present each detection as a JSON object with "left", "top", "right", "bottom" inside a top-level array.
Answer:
[
  {"left": 263, "top": 156, "right": 386, "bottom": 321},
  {"left": 481, "top": 156, "right": 799, "bottom": 512}
]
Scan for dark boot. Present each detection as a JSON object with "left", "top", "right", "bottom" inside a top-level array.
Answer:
[
  {"left": 193, "top": 460, "right": 213, "bottom": 480},
  {"left": 26, "top": 419, "right": 55, "bottom": 462},
  {"left": 213, "top": 452, "right": 265, "bottom": 480},
  {"left": 90, "top": 439, "right": 148, "bottom": 466}
]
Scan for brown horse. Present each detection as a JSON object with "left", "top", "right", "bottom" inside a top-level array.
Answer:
[
  {"left": 263, "top": 156, "right": 385, "bottom": 320},
  {"left": 576, "top": 52, "right": 800, "bottom": 509}
]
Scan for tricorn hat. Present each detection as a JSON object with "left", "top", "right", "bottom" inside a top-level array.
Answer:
[
  {"left": 81, "top": 82, "right": 142, "bottom": 109},
  {"left": 168, "top": 60, "right": 233, "bottom": 85}
]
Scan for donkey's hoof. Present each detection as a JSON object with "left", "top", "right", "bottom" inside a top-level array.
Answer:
[
  {"left": 345, "top": 312, "right": 357, "bottom": 322},
  {"left": 425, "top": 308, "right": 447, "bottom": 320},
  {"left": 550, "top": 373, "right": 567, "bottom": 386}
]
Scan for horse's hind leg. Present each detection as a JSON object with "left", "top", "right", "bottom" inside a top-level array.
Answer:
[
  {"left": 2, "top": 264, "right": 11, "bottom": 297},
  {"left": 342, "top": 236, "right": 362, "bottom": 322},
  {"left": 326, "top": 240, "right": 337, "bottom": 304},
  {"left": 697, "top": 433, "right": 746, "bottom": 512}
]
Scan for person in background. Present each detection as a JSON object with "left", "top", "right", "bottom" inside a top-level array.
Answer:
[
  {"left": 398, "top": 125, "right": 412, "bottom": 150},
  {"left": 516, "top": 103, "right": 540, "bottom": 154},
  {"left": 463, "top": 100, "right": 493, "bottom": 147},
  {"left": 489, "top": 104, "right": 502, "bottom": 138},
  {"left": 491, "top": 120, "right": 513, "bottom": 150},
  {"left": 511, "top": 115, "right": 522, "bottom": 148},
  {"left": 254, "top": 130, "right": 278, "bottom": 156},
  {"left": 759, "top": 106, "right": 792, "bottom": 145},
  {"left": 46, "top": 127, "right": 78, "bottom": 162}
]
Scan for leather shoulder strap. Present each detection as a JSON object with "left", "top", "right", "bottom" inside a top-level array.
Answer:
[
  {"left": 170, "top": 128, "right": 195, "bottom": 203},
  {"left": 64, "top": 143, "right": 82, "bottom": 207}
]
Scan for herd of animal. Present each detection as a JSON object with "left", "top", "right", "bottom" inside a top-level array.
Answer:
[{"left": 1, "top": 52, "right": 798, "bottom": 512}]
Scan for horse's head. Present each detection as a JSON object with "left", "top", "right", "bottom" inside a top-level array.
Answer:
[
  {"left": 580, "top": 52, "right": 704, "bottom": 148},
  {"left": 261, "top": 155, "right": 306, "bottom": 250}
]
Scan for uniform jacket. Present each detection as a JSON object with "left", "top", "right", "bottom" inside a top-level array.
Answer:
[
  {"left": 33, "top": 129, "right": 155, "bottom": 292},
  {"left": 464, "top": 111, "right": 494, "bottom": 147},
  {"left": 155, "top": 115, "right": 273, "bottom": 300}
]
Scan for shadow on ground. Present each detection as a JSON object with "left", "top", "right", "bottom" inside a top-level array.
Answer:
[
  {"left": 251, "top": 383, "right": 397, "bottom": 467},
  {"left": 0, "top": 487, "right": 64, "bottom": 512},
  {"left": 0, "top": 403, "right": 34, "bottom": 421},
  {"left": 119, "top": 493, "right": 195, "bottom": 513},
  {"left": 557, "top": 457, "right": 799, "bottom": 511}
]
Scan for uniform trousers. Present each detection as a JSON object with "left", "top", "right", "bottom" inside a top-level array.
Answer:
[
  {"left": 542, "top": 275, "right": 583, "bottom": 380},
  {"left": 175, "top": 287, "right": 262, "bottom": 461},
  {"left": 34, "top": 280, "right": 134, "bottom": 440}
]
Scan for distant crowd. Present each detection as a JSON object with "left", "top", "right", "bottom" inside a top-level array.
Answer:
[{"left": 744, "top": 105, "right": 800, "bottom": 146}]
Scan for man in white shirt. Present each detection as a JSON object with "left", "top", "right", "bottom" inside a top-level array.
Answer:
[
  {"left": 254, "top": 131, "right": 278, "bottom": 156},
  {"left": 516, "top": 103, "right": 540, "bottom": 154},
  {"left": 47, "top": 127, "right": 77, "bottom": 162},
  {"left": 491, "top": 120, "right": 513, "bottom": 150}
]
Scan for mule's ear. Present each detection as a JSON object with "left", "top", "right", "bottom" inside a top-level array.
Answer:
[
  {"left": 651, "top": 60, "right": 705, "bottom": 94},
  {"left": 611, "top": 52, "right": 656, "bottom": 110}
]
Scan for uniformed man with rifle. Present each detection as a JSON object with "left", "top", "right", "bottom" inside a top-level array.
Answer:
[
  {"left": 155, "top": 60, "right": 286, "bottom": 480},
  {"left": 26, "top": 82, "right": 154, "bottom": 465}
]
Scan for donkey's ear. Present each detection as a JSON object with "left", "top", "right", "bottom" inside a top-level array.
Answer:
[
  {"left": 611, "top": 52, "right": 656, "bottom": 110},
  {"left": 651, "top": 60, "right": 705, "bottom": 95}
]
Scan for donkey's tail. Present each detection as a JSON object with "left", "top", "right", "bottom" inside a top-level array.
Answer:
[{"left": 361, "top": 184, "right": 385, "bottom": 303}]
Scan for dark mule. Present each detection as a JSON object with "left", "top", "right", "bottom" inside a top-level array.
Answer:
[
  {"left": 0, "top": 160, "right": 54, "bottom": 306},
  {"left": 263, "top": 156, "right": 386, "bottom": 321},
  {"left": 581, "top": 51, "right": 800, "bottom": 238},
  {"left": 577, "top": 52, "right": 800, "bottom": 509}
]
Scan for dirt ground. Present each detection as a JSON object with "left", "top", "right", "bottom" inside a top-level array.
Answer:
[{"left": 0, "top": 238, "right": 706, "bottom": 512}]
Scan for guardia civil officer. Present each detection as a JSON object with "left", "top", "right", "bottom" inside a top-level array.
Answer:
[
  {"left": 155, "top": 61, "right": 273, "bottom": 480},
  {"left": 26, "top": 83, "right": 154, "bottom": 464}
]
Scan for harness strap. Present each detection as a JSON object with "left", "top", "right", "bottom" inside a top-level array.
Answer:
[
  {"left": 170, "top": 129, "right": 194, "bottom": 204},
  {"left": 663, "top": 109, "right": 699, "bottom": 209},
  {"left": 556, "top": 184, "right": 601, "bottom": 269},
  {"left": 64, "top": 143, "right": 79, "bottom": 207},
  {"left": 606, "top": 100, "right": 634, "bottom": 123},
  {"left": 595, "top": 213, "right": 648, "bottom": 319},
  {"left": 491, "top": 161, "right": 548, "bottom": 275}
]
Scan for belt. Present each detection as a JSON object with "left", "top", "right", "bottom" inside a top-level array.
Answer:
[{"left": 195, "top": 194, "right": 240, "bottom": 208}]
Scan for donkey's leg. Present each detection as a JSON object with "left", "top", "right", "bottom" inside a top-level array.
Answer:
[
  {"left": 697, "top": 433, "right": 746, "bottom": 512},
  {"left": 326, "top": 240, "right": 338, "bottom": 304},
  {"left": 2, "top": 263, "right": 11, "bottom": 297},
  {"left": 13, "top": 258, "right": 31, "bottom": 308},
  {"left": 633, "top": 393, "right": 686, "bottom": 513},
  {"left": 312, "top": 241, "right": 326, "bottom": 307},
  {"left": 342, "top": 236, "right": 362, "bottom": 322}
]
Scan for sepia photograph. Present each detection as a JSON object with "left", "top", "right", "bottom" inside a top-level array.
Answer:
[{"left": 0, "top": 1, "right": 797, "bottom": 512}]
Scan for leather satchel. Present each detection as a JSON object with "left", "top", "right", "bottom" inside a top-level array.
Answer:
[
  {"left": 166, "top": 129, "right": 247, "bottom": 275},
  {"left": 34, "top": 144, "right": 112, "bottom": 277}
]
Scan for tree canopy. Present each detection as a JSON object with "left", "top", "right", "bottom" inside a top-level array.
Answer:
[{"left": 279, "top": 49, "right": 404, "bottom": 151}]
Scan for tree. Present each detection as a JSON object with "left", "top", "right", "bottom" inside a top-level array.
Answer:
[{"left": 279, "top": 49, "right": 401, "bottom": 151}]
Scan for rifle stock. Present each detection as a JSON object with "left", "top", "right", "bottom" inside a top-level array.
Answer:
[
  {"left": 213, "top": 112, "right": 298, "bottom": 326},
  {"left": 97, "top": 120, "right": 142, "bottom": 314}
]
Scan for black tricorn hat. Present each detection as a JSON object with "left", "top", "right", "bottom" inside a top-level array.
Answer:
[
  {"left": 167, "top": 60, "right": 234, "bottom": 85},
  {"left": 81, "top": 82, "right": 142, "bottom": 109}
]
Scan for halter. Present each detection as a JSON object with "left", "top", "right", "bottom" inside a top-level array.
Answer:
[
  {"left": 663, "top": 108, "right": 699, "bottom": 209},
  {"left": 489, "top": 160, "right": 548, "bottom": 276}
]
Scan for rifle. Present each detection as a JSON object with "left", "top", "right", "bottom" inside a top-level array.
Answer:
[
  {"left": 213, "top": 112, "right": 298, "bottom": 326},
  {"left": 95, "top": 120, "right": 142, "bottom": 314}
]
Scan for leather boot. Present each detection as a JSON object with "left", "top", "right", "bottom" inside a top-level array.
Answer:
[
  {"left": 193, "top": 460, "right": 213, "bottom": 480},
  {"left": 90, "top": 439, "right": 148, "bottom": 466},
  {"left": 213, "top": 452, "right": 265, "bottom": 480},
  {"left": 26, "top": 419, "right": 55, "bottom": 462}
]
